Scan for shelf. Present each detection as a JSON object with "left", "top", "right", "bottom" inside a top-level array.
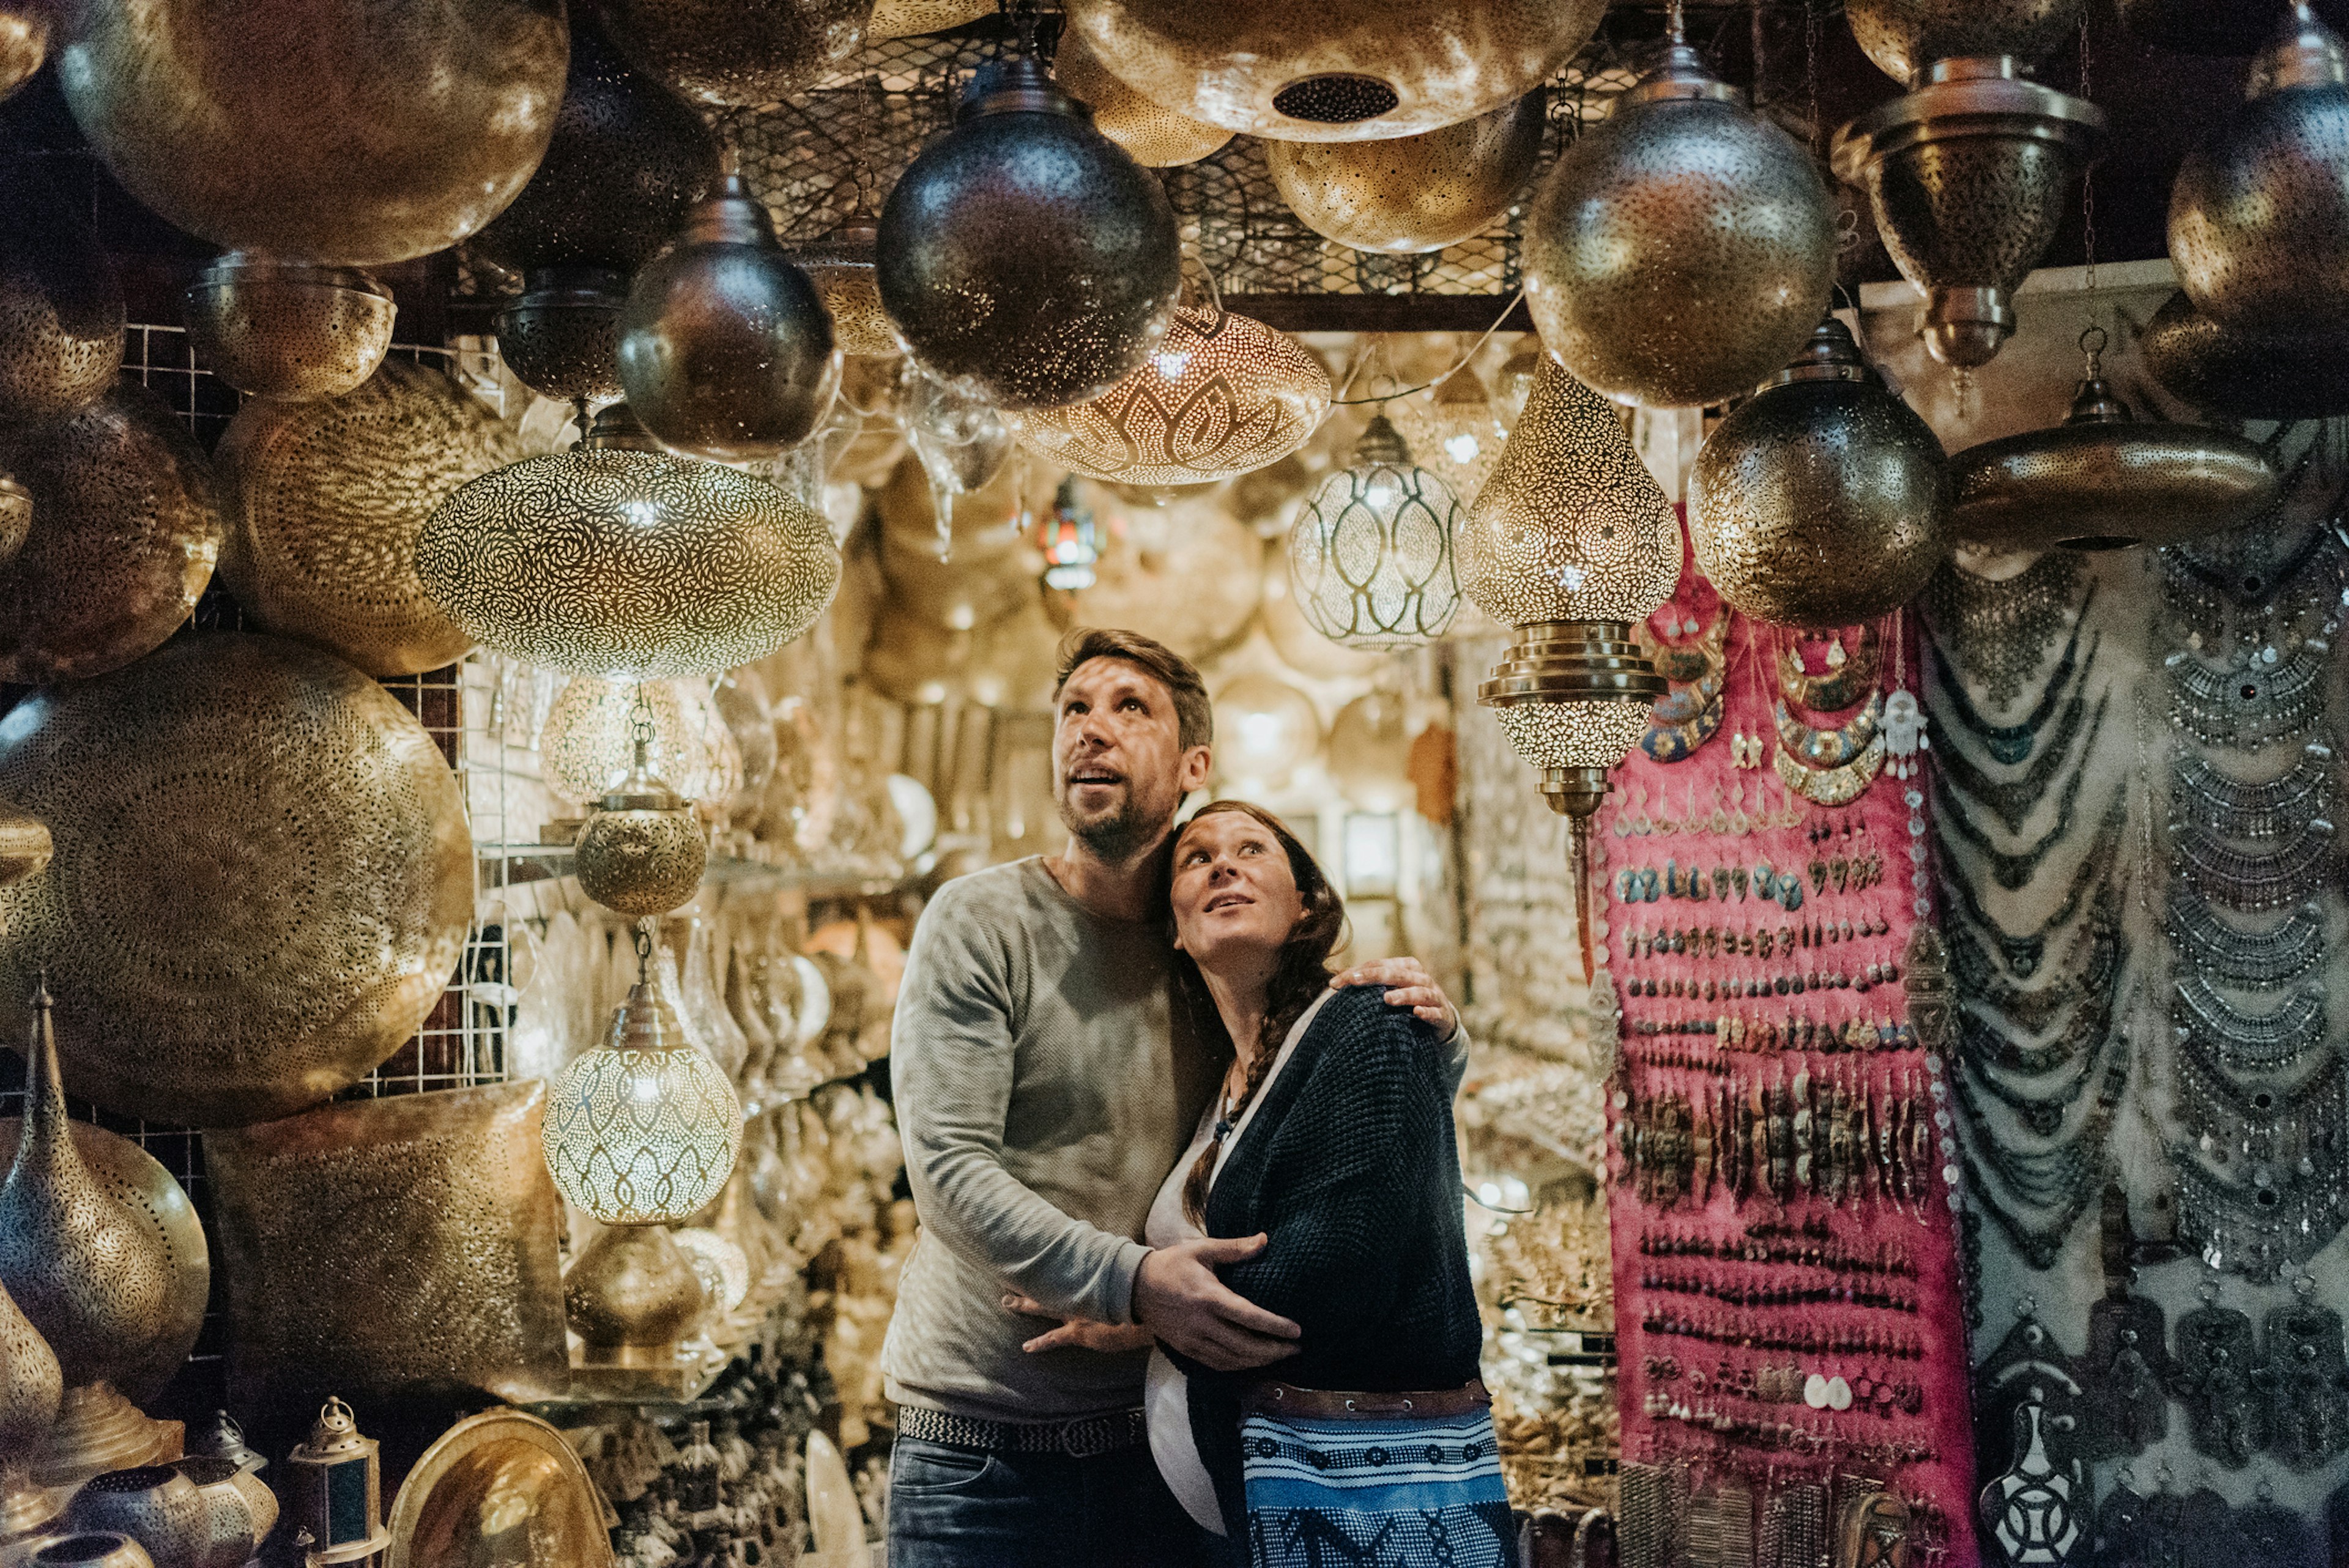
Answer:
[{"left": 476, "top": 844, "right": 907, "bottom": 901}]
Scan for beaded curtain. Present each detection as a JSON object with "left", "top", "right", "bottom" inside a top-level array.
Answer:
[{"left": 1596, "top": 533, "right": 1980, "bottom": 1568}]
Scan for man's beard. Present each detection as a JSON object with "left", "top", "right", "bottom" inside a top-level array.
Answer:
[{"left": 1058, "top": 789, "right": 1161, "bottom": 862}]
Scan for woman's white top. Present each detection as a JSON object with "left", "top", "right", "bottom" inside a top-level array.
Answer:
[{"left": 1142, "top": 988, "right": 1335, "bottom": 1536}]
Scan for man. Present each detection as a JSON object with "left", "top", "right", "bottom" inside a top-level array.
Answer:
[{"left": 881, "top": 627, "right": 1461, "bottom": 1567}]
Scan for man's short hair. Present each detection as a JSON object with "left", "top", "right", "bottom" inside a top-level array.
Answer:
[{"left": 1052, "top": 627, "right": 1214, "bottom": 750}]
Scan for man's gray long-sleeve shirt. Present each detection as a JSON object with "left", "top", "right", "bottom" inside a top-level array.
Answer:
[{"left": 881, "top": 857, "right": 1220, "bottom": 1422}]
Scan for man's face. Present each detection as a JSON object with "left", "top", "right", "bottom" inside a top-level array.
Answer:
[{"left": 1052, "top": 657, "right": 1211, "bottom": 860}]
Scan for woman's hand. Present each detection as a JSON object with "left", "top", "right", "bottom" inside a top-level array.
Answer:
[
  {"left": 1332, "top": 956, "right": 1460, "bottom": 1039},
  {"left": 1002, "top": 1293, "right": 1158, "bottom": 1355}
]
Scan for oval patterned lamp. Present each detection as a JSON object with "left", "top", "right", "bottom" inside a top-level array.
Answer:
[
  {"left": 416, "top": 402, "right": 841, "bottom": 679},
  {"left": 1286, "top": 415, "right": 1462, "bottom": 649},
  {"left": 1014, "top": 303, "right": 1330, "bottom": 486}
]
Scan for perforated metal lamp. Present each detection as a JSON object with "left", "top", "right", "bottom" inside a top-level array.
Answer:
[{"left": 1286, "top": 415, "right": 1462, "bottom": 650}]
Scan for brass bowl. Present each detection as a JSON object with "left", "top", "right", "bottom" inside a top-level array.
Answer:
[
  {"left": 2142, "top": 286, "right": 2349, "bottom": 420},
  {"left": 0, "top": 1, "right": 44, "bottom": 100},
  {"left": 1844, "top": 0, "right": 2089, "bottom": 84},
  {"left": 1267, "top": 92, "right": 1543, "bottom": 254},
  {"left": 0, "top": 634, "right": 474, "bottom": 1128},
  {"left": 1062, "top": 0, "right": 1606, "bottom": 141},
  {"left": 598, "top": 0, "right": 868, "bottom": 106},
  {"left": 495, "top": 272, "right": 626, "bottom": 405},
  {"left": 1052, "top": 27, "right": 1230, "bottom": 168},
  {"left": 0, "top": 156, "right": 125, "bottom": 421},
  {"left": 181, "top": 256, "right": 395, "bottom": 402},
  {"left": 215, "top": 358, "right": 524, "bottom": 676},
  {"left": 0, "top": 383, "right": 223, "bottom": 685},
  {"left": 386, "top": 1410, "right": 613, "bottom": 1568},
  {"left": 54, "top": 0, "right": 568, "bottom": 267},
  {"left": 0, "top": 469, "right": 28, "bottom": 563}
]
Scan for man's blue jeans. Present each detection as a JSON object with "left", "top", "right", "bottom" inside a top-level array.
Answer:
[{"left": 886, "top": 1435, "right": 1237, "bottom": 1567}]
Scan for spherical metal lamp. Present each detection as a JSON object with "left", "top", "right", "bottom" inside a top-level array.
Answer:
[
  {"left": 596, "top": 0, "right": 869, "bottom": 106},
  {"left": 619, "top": 169, "right": 841, "bottom": 460},
  {"left": 1014, "top": 301, "right": 1331, "bottom": 486},
  {"left": 416, "top": 402, "right": 842, "bottom": 679},
  {"left": 1388, "top": 364, "right": 1508, "bottom": 508},
  {"left": 1688, "top": 316, "right": 1948, "bottom": 627},
  {"left": 1061, "top": 0, "right": 1606, "bottom": 141},
  {"left": 52, "top": 0, "right": 568, "bottom": 267},
  {"left": 1286, "top": 415, "right": 1462, "bottom": 649},
  {"left": 1948, "top": 337, "right": 2286, "bottom": 551},
  {"left": 1052, "top": 27, "right": 1231, "bottom": 168},
  {"left": 2141, "top": 287, "right": 2349, "bottom": 420},
  {"left": 1525, "top": 33, "right": 1836, "bottom": 408},
  {"left": 573, "top": 736, "right": 711, "bottom": 920},
  {"left": 877, "top": 55, "right": 1182, "bottom": 412},
  {"left": 2170, "top": 3, "right": 2349, "bottom": 333},
  {"left": 495, "top": 272, "right": 628, "bottom": 408},
  {"left": 539, "top": 676, "right": 736, "bottom": 809},
  {"left": 181, "top": 257, "right": 395, "bottom": 402},
  {"left": 1267, "top": 94, "right": 1545, "bottom": 256}
]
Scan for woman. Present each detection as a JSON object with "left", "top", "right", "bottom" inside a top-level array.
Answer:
[{"left": 1011, "top": 801, "right": 1510, "bottom": 1566}]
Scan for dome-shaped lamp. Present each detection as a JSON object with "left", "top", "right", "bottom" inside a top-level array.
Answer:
[
  {"left": 1015, "top": 301, "right": 1331, "bottom": 486},
  {"left": 1526, "top": 14, "right": 1834, "bottom": 408},
  {"left": 619, "top": 165, "right": 841, "bottom": 461},
  {"left": 417, "top": 402, "right": 842, "bottom": 679},
  {"left": 1689, "top": 316, "right": 1948, "bottom": 626},
  {"left": 1267, "top": 94, "right": 1545, "bottom": 256},
  {"left": 1052, "top": 28, "right": 1231, "bottom": 168},
  {"left": 1845, "top": 0, "right": 2089, "bottom": 86},
  {"left": 597, "top": 0, "right": 867, "bottom": 107},
  {"left": 877, "top": 54, "right": 1182, "bottom": 411},
  {"left": 1459, "top": 356, "right": 1676, "bottom": 977},
  {"left": 2142, "top": 287, "right": 2349, "bottom": 420},
  {"left": 1832, "top": 60, "right": 2102, "bottom": 367},
  {"left": 1949, "top": 330, "right": 2287, "bottom": 551},
  {"left": 495, "top": 271, "right": 628, "bottom": 409},
  {"left": 573, "top": 733, "right": 712, "bottom": 920},
  {"left": 2171, "top": 3, "right": 2349, "bottom": 333},
  {"left": 1286, "top": 415, "right": 1462, "bottom": 649},
  {"left": 182, "top": 256, "right": 395, "bottom": 402}
]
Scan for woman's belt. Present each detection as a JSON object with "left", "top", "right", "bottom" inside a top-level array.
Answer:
[{"left": 1241, "top": 1378, "right": 1492, "bottom": 1421}]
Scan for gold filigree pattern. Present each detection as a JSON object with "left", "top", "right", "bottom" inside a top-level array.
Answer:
[{"left": 543, "top": 977, "right": 742, "bottom": 1225}]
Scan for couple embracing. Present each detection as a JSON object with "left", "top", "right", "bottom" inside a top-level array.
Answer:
[{"left": 881, "top": 629, "right": 1517, "bottom": 1568}]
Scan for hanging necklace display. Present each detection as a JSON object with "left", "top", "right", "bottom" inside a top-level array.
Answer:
[
  {"left": 1962, "top": 1036, "right": 2102, "bottom": 1138},
  {"left": 1934, "top": 761, "right": 2095, "bottom": 892},
  {"left": 1775, "top": 690, "right": 1884, "bottom": 769},
  {"left": 1638, "top": 608, "right": 1728, "bottom": 766},
  {"left": 1950, "top": 883, "right": 2120, "bottom": 1039},
  {"left": 2170, "top": 1279, "right": 2269, "bottom": 1465},
  {"left": 1943, "top": 791, "right": 2124, "bottom": 979},
  {"left": 1938, "top": 687, "right": 2109, "bottom": 837},
  {"left": 2167, "top": 813, "right": 2336, "bottom": 914},
  {"left": 2262, "top": 1276, "right": 2349, "bottom": 1471},
  {"left": 1930, "top": 609, "right": 2096, "bottom": 767},
  {"left": 1923, "top": 552, "right": 2088, "bottom": 709},
  {"left": 2160, "top": 509, "right": 2337, "bottom": 641},
  {"left": 2173, "top": 977, "right": 2328, "bottom": 1076},
  {"left": 2168, "top": 888, "right": 2326, "bottom": 991},
  {"left": 2172, "top": 742, "right": 2336, "bottom": 840},
  {"left": 1777, "top": 624, "right": 1881, "bottom": 713},
  {"left": 2164, "top": 1057, "right": 2349, "bottom": 1284},
  {"left": 2166, "top": 639, "right": 2331, "bottom": 752},
  {"left": 1775, "top": 732, "right": 1885, "bottom": 807},
  {"left": 1953, "top": 1032, "right": 2131, "bottom": 1271}
]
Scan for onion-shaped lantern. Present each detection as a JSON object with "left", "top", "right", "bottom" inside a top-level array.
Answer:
[
  {"left": 1267, "top": 94, "right": 1545, "bottom": 256},
  {"left": 0, "top": 2, "right": 42, "bottom": 100},
  {"left": 619, "top": 171, "right": 841, "bottom": 460},
  {"left": 1525, "top": 35, "right": 1836, "bottom": 408},
  {"left": 598, "top": 0, "right": 868, "bottom": 106},
  {"left": 1689, "top": 316, "right": 1948, "bottom": 627},
  {"left": 1061, "top": 0, "right": 1606, "bottom": 141},
  {"left": 2171, "top": 4, "right": 2349, "bottom": 333},
  {"left": 573, "top": 733, "right": 710, "bottom": 920},
  {"left": 2142, "top": 287, "right": 2349, "bottom": 420},
  {"left": 52, "top": 0, "right": 568, "bottom": 267},
  {"left": 1845, "top": 0, "right": 2088, "bottom": 86},
  {"left": 1015, "top": 303, "right": 1330, "bottom": 486},
  {"left": 1052, "top": 28, "right": 1231, "bottom": 168},
  {"left": 182, "top": 257, "right": 395, "bottom": 403},
  {"left": 877, "top": 56, "right": 1182, "bottom": 411},
  {"left": 1949, "top": 334, "right": 2286, "bottom": 551},
  {"left": 0, "top": 157, "right": 125, "bottom": 422},
  {"left": 1833, "top": 61, "right": 2102, "bottom": 367},
  {"left": 1286, "top": 416, "right": 1461, "bottom": 649},
  {"left": 415, "top": 402, "right": 842, "bottom": 679}
]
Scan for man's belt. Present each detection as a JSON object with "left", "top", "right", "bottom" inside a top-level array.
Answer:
[{"left": 896, "top": 1403, "right": 1149, "bottom": 1458}]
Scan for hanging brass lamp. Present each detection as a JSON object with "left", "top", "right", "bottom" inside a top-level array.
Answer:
[
  {"left": 1052, "top": 28, "right": 1231, "bottom": 169},
  {"left": 496, "top": 270, "right": 628, "bottom": 408},
  {"left": 1948, "top": 330, "right": 2285, "bottom": 551},
  {"left": 2171, "top": 3, "right": 2349, "bottom": 333},
  {"left": 1266, "top": 94, "right": 1545, "bottom": 256},
  {"left": 1844, "top": 0, "right": 2088, "bottom": 86},
  {"left": 1689, "top": 316, "right": 1948, "bottom": 627},
  {"left": 417, "top": 402, "right": 842, "bottom": 679},
  {"left": 598, "top": 0, "right": 869, "bottom": 107},
  {"left": 182, "top": 256, "right": 395, "bottom": 402},
  {"left": 790, "top": 218, "right": 897, "bottom": 359},
  {"left": 1286, "top": 415, "right": 1463, "bottom": 649},
  {"left": 618, "top": 166, "right": 842, "bottom": 461},
  {"left": 2141, "top": 287, "right": 2349, "bottom": 420},
  {"left": 53, "top": 0, "right": 567, "bottom": 267},
  {"left": 1062, "top": 0, "right": 1605, "bottom": 141},
  {"left": 1524, "top": 24, "right": 1836, "bottom": 408},
  {"left": 1833, "top": 62, "right": 2102, "bottom": 368},
  {"left": 0, "top": 156, "right": 125, "bottom": 422},
  {"left": 573, "top": 733, "right": 712, "bottom": 920},
  {"left": 878, "top": 54, "right": 1182, "bottom": 411}
]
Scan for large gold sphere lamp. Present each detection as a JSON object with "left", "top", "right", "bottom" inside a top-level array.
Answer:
[
  {"left": 417, "top": 402, "right": 842, "bottom": 679},
  {"left": 2141, "top": 287, "right": 2349, "bottom": 420},
  {"left": 1051, "top": 26, "right": 1231, "bottom": 168},
  {"left": 618, "top": 163, "right": 842, "bottom": 460},
  {"left": 1523, "top": 20, "right": 1836, "bottom": 408},
  {"left": 1845, "top": 0, "right": 2088, "bottom": 87},
  {"left": 1061, "top": 0, "right": 1605, "bottom": 142},
  {"left": 876, "top": 53, "right": 1182, "bottom": 412},
  {"left": 544, "top": 931, "right": 740, "bottom": 1366},
  {"left": 180, "top": 256, "right": 395, "bottom": 402},
  {"left": 572, "top": 717, "right": 712, "bottom": 921},
  {"left": 1459, "top": 355, "right": 1676, "bottom": 978},
  {"left": 597, "top": 0, "right": 869, "bottom": 107},
  {"left": 1948, "top": 328, "right": 2286, "bottom": 551},
  {"left": 1013, "top": 299, "right": 1331, "bottom": 486},
  {"left": 1688, "top": 316, "right": 1948, "bottom": 627},
  {"left": 1267, "top": 94, "right": 1545, "bottom": 256},
  {"left": 2170, "top": 4, "right": 2349, "bottom": 333},
  {"left": 51, "top": 0, "right": 568, "bottom": 267},
  {"left": 1286, "top": 415, "right": 1462, "bottom": 649}
]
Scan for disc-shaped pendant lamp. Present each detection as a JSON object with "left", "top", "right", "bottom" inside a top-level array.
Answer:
[
  {"left": 1061, "top": 0, "right": 1606, "bottom": 141},
  {"left": 1052, "top": 28, "right": 1231, "bottom": 168},
  {"left": 497, "top": 272, "right": 629, "bottom": 407},
  {"left": 1267, "top": 93, "right": 1545, "bottom": 256},
  {"left": 54, "top": 0, "right": 568, "bottom": 267},
  {"left": 1525, "top": 37, "right": 1835, "bottom": 408},
  {"left": 879, "top": 56, "right": 1181, "bottom": 411},
  {"left": 2171, "top": 4, "right": 2349, "bottom": 333},
  {"left": 417, "top": 402, "right": 842, "bottom": 679},
  {"left": 1689, "top": 317, "right": 1948, "bottom": 627},
  {"left": 596, "top": 0, "right": 870, "bottom": 107}
]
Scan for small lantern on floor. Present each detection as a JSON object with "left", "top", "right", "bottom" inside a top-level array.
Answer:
[{"left": 284, "top": 1399, "right": 388, "bottom": 1566}]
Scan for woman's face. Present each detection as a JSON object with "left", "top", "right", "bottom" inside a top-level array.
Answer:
[{"left": 1170, "top": 810, "right": 1307, "bottom": 972}]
